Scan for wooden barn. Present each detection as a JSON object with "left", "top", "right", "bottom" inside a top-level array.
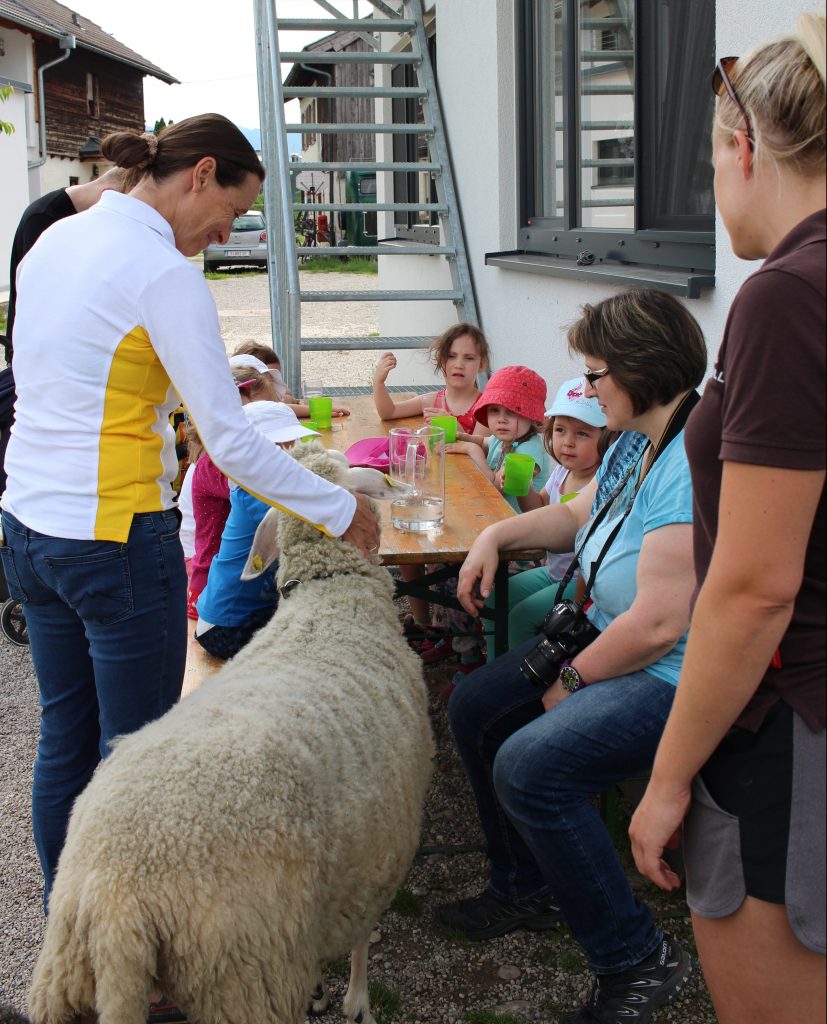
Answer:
[{"left": 0, "top": 0, "right": 176, "bottom": 291}]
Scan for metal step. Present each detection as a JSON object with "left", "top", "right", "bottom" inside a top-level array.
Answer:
[
  {"left": 286, "top": 122, "right": 434, "bottom": 134},
  {"left": 276, "top": 17, "right": 415, "bottom": 31},
  {"left": 300, "top": 290, "right": 463, "bottom": 302},
  {"left": 283, "top": 86, "right": 426, "bottom": 99},
  {"left": 293, "top": 202, "right": 446, "bottom": 213},
  {"left": 295, "top": 245, "right": 455, "bottom": 256},
  {"left": 314, "top": 384, "right": 434, "bottom": 396},
  {"left": 301, "top": 336, "right": 431, "bottom": 350},
  {"left": 280, "top": 50, "right": 420, "bottom": 64},
  {"left": 293, "top": 161, "right": 439, "bottom": 172}
]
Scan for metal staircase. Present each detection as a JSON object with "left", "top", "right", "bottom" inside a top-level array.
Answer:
[{"left": 253, "top": 0, "right": 477, "bottom": 395}]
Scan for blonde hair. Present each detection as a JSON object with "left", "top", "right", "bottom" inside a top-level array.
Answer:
[
  {"left": 715, "top": 13, "right": 826, "bottom": 176},
  {"left": 231, "top": 365, "right": 277, "bottom": 402}
]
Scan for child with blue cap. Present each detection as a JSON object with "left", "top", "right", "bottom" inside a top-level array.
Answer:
[{"left": 485, "top": 377, "right": 614, "bottom": 659}]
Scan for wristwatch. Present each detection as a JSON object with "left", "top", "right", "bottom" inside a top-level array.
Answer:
[{"left": 560, "top": 659, "right": 588, "bottom": 694}]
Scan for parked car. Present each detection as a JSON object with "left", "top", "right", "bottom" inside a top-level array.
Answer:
[{"left": 203, "top": 211, "right": 267, "bottom": 272}]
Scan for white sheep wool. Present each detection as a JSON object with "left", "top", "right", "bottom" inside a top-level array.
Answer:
[{"left": 27, "top": 444, "right": 434, "bottom": 1024}]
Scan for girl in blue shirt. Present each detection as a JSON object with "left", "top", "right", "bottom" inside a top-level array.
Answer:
[{"left": 195, "top": 402, "right": 319, "bottom": 660}]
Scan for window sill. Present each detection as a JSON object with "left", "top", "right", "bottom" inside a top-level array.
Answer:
[{"left": 485, "top": 250, "right": 715, "bottom": 299}]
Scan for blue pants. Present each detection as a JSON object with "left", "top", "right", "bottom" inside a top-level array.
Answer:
[
  {"left": 0, "top": 508, "right": 187, "bottom": 905},
  {"left": 448, "top": 636, "right": 677, "bottom": 974}
]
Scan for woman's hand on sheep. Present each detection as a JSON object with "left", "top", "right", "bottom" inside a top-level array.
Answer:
[
  {"left": 456, "top": 530, "right": 501, "bottom": 615},
  {"left": 341, "top": 493, "right": 382, "bottom": 558}
]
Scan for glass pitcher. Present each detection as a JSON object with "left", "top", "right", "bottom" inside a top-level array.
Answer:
[{"left": 388, "top": 425, "right": 445, "bottom": 531}]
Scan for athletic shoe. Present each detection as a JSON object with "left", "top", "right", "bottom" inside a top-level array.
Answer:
[
  {"left": 419, "top": 637, "right": 455, "bottom": 664},
  {"left": 558, "top": 933, "right": 694, "bottom": 1023},
  {"left": 147, "top": 996, "right": 189, "bottom": 1023},
  {"left": 437, "top": 888, "right": 562, "bottom": 941}
]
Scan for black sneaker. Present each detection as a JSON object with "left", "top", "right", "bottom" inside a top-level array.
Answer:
[
  {"left": 437, "top": 888, "right": 562, "bottom": 941},
  {"left": 559, "top": 934, "right": 694, "bottom": 1024},
  {"left": 148, "top": 996, "right": 189, "bottom": 1024}
]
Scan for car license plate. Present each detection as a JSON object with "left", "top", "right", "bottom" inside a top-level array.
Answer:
[{"left": 225, "top": 249, "right": 251, "bottom": 257}]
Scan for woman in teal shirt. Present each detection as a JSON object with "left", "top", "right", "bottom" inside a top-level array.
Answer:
[{"left": 438, "top": 289, "right": 706, "bottom": 1024}]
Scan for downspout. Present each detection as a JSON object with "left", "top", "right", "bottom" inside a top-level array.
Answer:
[{"left": 28, "top": 33, "right": 76, "bottom": 169}]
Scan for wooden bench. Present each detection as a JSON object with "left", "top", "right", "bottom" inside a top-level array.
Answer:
[{"left": 182, "top": 619, "right": 222, "bottom": 698}]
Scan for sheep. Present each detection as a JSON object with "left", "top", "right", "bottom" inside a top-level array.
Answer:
[{"left": 28, "top": 442, "right": 434, "bottom": 1024}]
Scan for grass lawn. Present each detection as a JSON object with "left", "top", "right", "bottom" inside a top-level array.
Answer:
[
  {"left": 203, "top": 268, "right": 267, "bottom": 280},
  {"left": 299, "top": 255, "right": 378, "bottom": 274}
]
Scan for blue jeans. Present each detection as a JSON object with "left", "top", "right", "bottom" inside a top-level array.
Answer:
[
  {"left": 448, "top": 636, "right": 677, "bottom": 974},
  {"left": 0, "top": 508, "right": 187, "bottom": 905}
]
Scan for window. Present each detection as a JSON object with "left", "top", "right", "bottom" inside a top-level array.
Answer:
[
  {"left": 301, "top": 99, "right": 317, "bottom": 148},
  {"left": 86, "top": 73, "right": 99, "bottom": 118},
  {"left": 500, "top": 0, "right": 716, "bottom": 295}
]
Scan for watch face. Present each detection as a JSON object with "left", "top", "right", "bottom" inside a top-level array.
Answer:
[{"left": 561, "top": 666, "right": 581, "bottom": 693}]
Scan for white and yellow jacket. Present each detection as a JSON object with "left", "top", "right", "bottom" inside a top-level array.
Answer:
[{"left": 2, "top": 191, "right": 354, "bottom": 542}]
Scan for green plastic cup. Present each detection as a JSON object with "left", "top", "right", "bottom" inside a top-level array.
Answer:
[
  {"left": 300, "top": 420, "right": 320, "bottom": 441},
  {"left": 308, "top": 396, "right": 333, "bottom": 430},
  {"left": 430, "top": 414, "right": 458, "bottom": 443},
  {"left": 502, "top": 452, "right": 536, "bottom": 496}
]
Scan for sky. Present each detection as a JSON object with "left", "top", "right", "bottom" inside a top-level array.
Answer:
[{"left": 72, "top": 0, "right": 374, "bottom": 131}]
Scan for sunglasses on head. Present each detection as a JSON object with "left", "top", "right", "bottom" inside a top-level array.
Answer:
[
  {"left": 712, "top": 56, "right": 754, "bottom": 143},
  {"left": 584, "top": 366, "right": 610, "bottom": 386}
]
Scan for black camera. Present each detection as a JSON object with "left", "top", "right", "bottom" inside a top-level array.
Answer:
[{"left": 521, "top": 600, "right": 601, "bottom": 688}]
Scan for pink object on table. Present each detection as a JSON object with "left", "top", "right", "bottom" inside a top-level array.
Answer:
[{"left": 344, "top": 437, "right": 391, "bottom": 472}]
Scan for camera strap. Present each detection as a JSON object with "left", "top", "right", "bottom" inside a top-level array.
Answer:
[{"left": 552, "top": 389, "right": 700, "bottom": 606}]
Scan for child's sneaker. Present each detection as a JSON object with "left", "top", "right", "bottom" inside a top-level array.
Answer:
[
  {"left": 148, "top": 995, "right": 189, "bottom": 1023},
  {"left": 420, "top": 637, "right": 454, "bottom": 664}
]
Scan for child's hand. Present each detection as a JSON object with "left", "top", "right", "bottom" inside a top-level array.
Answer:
[
  {"left": 373, "top": 353, "right": 396, "bottom": 385},
  {"left": 493, "top": 467, "right": 505, "bottom": 492},
  {"left": 421, "top": 406, "right": 441, "bottom": 423},
  {"left": 445, "top": 441, "right": 477, "bottom": 456},
  {"left": 332, "top": 405, "right": 350, "bottom": 417}
]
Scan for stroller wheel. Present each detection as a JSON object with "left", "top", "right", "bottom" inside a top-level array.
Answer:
[{"left": 1, "top": 598, "right": 29, "bottom": 646}]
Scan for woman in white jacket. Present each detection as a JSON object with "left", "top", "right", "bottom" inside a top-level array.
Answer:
[{"left": 0, "top": 113, "right": 378, "bottom": 909}]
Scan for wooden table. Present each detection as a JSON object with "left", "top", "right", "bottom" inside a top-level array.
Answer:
[{"left": 318, "top": 396, "right": 539, "bottom": 656}]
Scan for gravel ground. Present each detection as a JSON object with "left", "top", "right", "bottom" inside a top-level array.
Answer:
[
  {"left": 208, "top": 267, "right": 380, "bottom": 390},
  {"left": 0, "top": 640, "right": 718, "bottom": 1023},
  {"left": 0, "top": 269, "right": 718, "bottom": 1022}
]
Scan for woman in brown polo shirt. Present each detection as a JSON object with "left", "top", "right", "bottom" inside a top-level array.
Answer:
[{"left": 630, "top": 14, "right": 826, "bottom": 1024}]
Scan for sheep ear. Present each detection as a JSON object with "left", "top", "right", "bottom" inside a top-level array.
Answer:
[
  {"left": 340, "top": 466, "right": 412, "bottom": 500},
  {"left": 240, "top": 509, "right": 281, "bottom": 579}
]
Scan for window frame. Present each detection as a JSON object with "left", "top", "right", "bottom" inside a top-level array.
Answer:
[{"left": 511, "top": 0, "right": 715, "bottom": 281}]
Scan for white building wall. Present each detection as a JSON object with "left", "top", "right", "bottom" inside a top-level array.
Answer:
[
  {"left": 379, "top": 0, "right": 815, "bottom": 396},
  {"left": 0, "top": 27, "right": 36, "bottom": 297},
  {"left": 39, "top": 157, "right": 109, "bottom": 194}
]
